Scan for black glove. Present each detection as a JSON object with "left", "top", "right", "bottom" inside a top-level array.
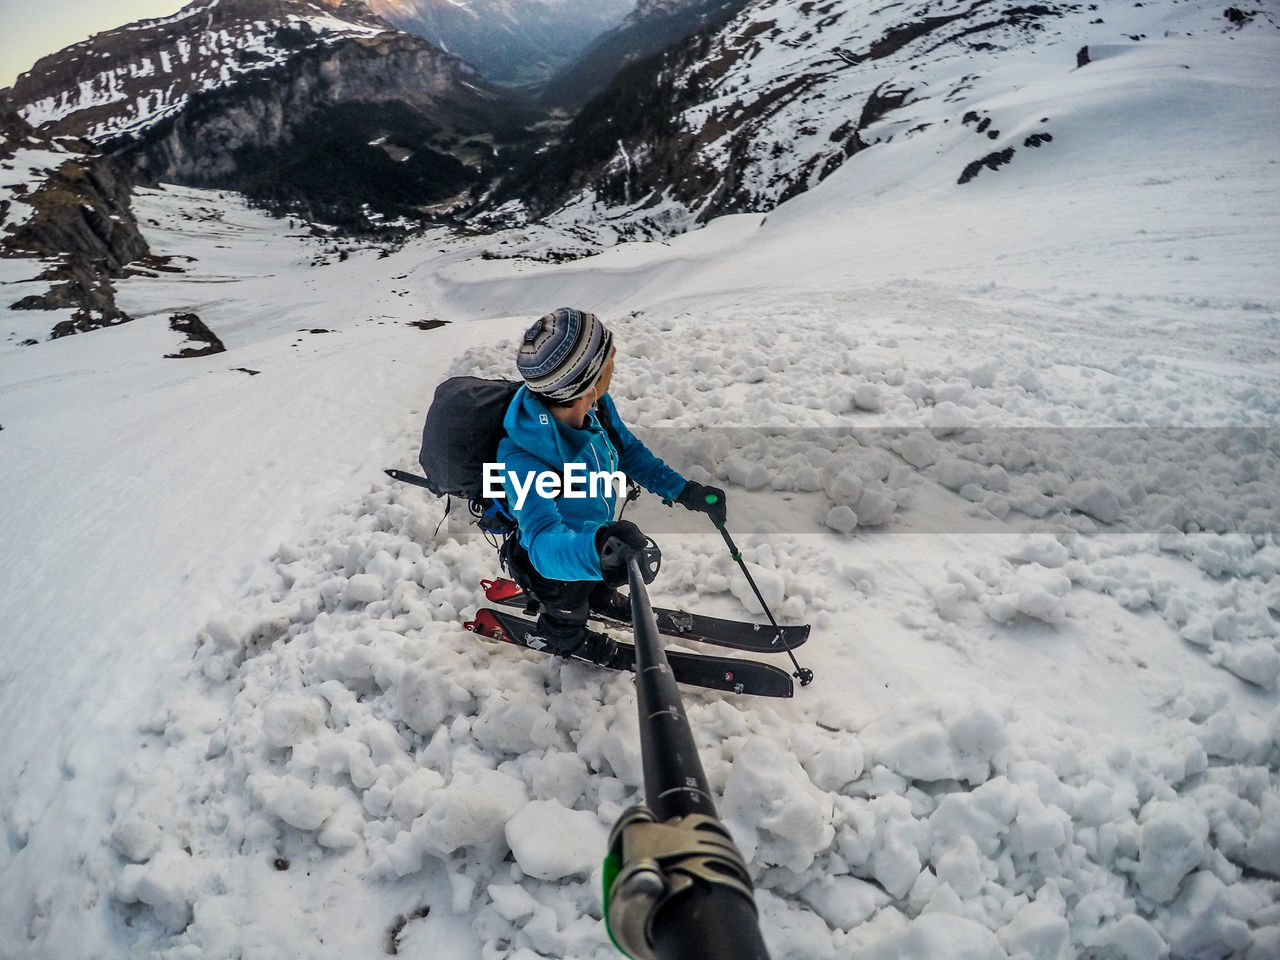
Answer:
[
  {"left": 675, "top": 481, "right": 728, "bottom": 528},
  {"left": 596, "top": 520, "right": 661, "bottom": 586}
]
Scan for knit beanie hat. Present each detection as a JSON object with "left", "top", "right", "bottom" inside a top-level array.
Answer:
[{"left": 516, "top": 307, "right": 614, "bottom": 402}]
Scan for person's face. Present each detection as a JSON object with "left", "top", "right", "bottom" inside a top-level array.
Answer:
[{"left": 594, "top": 347, "right": 617, "bottom": 397}]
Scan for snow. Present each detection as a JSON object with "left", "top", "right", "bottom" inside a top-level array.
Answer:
[{"left": 3, "top": 3, "right": 1280, "bottom": 959}]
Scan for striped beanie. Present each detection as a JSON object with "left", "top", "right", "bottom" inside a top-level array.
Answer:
[{"left": 516, "top": 307, "right": 614, "bottom": 402}]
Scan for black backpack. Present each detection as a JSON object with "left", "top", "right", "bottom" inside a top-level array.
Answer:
[{"left": 417, "top": 376, "right": 521, "bottom": 534}]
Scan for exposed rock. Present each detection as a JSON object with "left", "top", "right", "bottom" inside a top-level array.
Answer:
[
  {"left": 165, "top": 313, "right": 225, "bottom": 358},
  {"left": 1, "top": 98, "right": 153, "bottom": 337},
  {"left": 958, "top": 147, "right": 1016, "bottom": 185}
]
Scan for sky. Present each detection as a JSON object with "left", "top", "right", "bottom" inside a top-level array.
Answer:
[{"left": 0, "top": 0, "right": 188, "bottom": 87}]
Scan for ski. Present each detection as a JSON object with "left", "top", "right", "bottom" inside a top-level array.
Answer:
[
  {"left": 464, "top": 608, "right": 794, "bottom": 699},
  {"left": 480, "top": 578, "right": 810, "bottom": 654}
]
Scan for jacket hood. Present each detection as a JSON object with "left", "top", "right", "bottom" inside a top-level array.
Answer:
[{"left": 503, "top": 385, "right": 608, "bottom": 468}]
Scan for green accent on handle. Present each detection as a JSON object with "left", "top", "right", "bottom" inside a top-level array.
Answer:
[
  {"left": 732, "top": 551, "right": 742, "bottom": 562},
  {"left": 602, "top": 850, "right": 625, "bottom": 955},
  {"left": 705, "top": 493, "right": 719, "bottom": 504}
]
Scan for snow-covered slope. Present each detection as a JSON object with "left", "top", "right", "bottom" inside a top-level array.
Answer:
[
  {"left": 504, "top": 0, "right": 1280, "bottom": 245},
  {"left": 1, "top": 3, "right": 1278, "bottom": 959}
]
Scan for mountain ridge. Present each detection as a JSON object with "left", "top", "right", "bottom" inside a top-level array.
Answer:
[
  {"left": 5, "top": 0, "right": 538, "bottom": 232},
  {"left": 489, "top": 0, "right": 1280, "bottom": 248}
]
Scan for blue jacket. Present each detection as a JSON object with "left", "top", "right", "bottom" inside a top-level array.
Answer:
[{"left": 497, "top": 386, "right": 686, "bottom": 581}]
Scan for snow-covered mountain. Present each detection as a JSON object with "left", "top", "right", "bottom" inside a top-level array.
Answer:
[
  {"left": 539, "top": 0, "right": 749, "bottom": 109},
  {"left": 499, "top": 0, "right": 1280, "bottom": 245},
  {"left": 10, "top": 0, "right": 396, "bottom": 143},
  {"left": 5, "top": 0, "right": 535, "bottom": 229},
  {"left": 365, "top": 0, "right": 634, "bottom": 87}
]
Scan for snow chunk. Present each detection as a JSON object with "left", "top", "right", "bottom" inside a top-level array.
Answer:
[
  {"left": 132, "top": 848, "right": 195, "bottom": 933},
  {"left": 414, "top": 769, "right": 528, "bottom": 858},
  {"left": 110, "top": 816, "right": 163, "bottom": 863},
  {"left": 1095, "top": 914, "right": 1166, "bottom": 960},
  {"left": 342, "top": 573, "right": 385, "bottom": 605},
  {"left": 1064, "top": 480, "right": 1123, "bottom": 525},
  {"left": 825, "top": 505, "right": 859, "bottom": 534},
  {"left": 473, "top": 695, "right": 561, "bottom": 754},
  {"left": 803, "top": 737, "right": 865, "bottom": 791},
  {"left": 730, "top": 566, "right": 785, "bottom": 614},
  {"left": 1135, "top": 800, "right": 1209, "bottom": 904},
  {"left": 201, "top": 612, "right": 252, "bottom": 651},
  {"left": 868, "top": 701, "right": 1008, "bottom": 785},
  {"left": 1219, "top": 641, "right": 1280, "bottom": 689},
  {"left": 721, "top": 737, "right": 834, "bottom": 872},
  {"left": 826, "top": 469, "right": 865, "bottom": 505},
  {"left": 1013, "top": 789, "right": 1069, "bottom": 856},
  {"left": 854, "top": 383, "right": 883, "bottom": 412},
  {"left": 983, "top": 564, "right": 1071, "bottom": 626},
  {"left": 1243, "top": 793, "right": 1280, "bottom": 877},
  {"left": 1163, "top": 871, "right": 1237, "bottom": 959},
  {"left": 248, "top": 774, "right": 342, "bottom": 831},
  {"left": 929, "top": 402, "right": 973, "bottom": 436},
  {"left": 863, "top": 913, "right": 1008, "bottom": 960},
  {"left": 262, "top": 696, "right": 325, "bottom": 747},
  {"left": 800, "top": 875, "right": 887, "bottom": 930},
  {"left": 1009, "top": 539, "right": 1069, "bottom": 568},
  {"left": 855, "top": 484, "right": 898, "bottom": 527},
  {"left": 757, "top": 888, "right": 841, "bottom": 959},
  {"left": 505, "top": 801, "right": 607, "bottom": 881},
  {"left": 395, "top": 657, "right": 472, "bottom": 735},
  {"left": 934, "top": 835, "right": 985, "bottom": 896},
  {"left": 998, "top": 901, "right": 1068, "bottom": 960},
  {"left": 896, "top": 432, "right": 939, "bottom": 469}
]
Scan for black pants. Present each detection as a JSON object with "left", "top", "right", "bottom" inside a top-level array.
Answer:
[{"left": 499, "top": 537, "right": 617, "bottom": 649}]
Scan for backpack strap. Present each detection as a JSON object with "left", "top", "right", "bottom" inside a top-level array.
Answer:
[
  {"left": 595, "top": 399, "right": 642, "bottom": 513},
  {"left": 433, "top": 495, "right": 453, "bottom": 538},
  {"left": 595, "top": 398, "right": 625, "bottom": 453}
]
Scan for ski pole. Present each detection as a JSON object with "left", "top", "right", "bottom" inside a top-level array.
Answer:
[
  {"left": 603, "top": 555, "right": 770, "bottom": 960},
  {"left": 384, "top": 468, "right": 433, "bottom": 489},
  {"left": 712, "top": 514, "right": 814, "bottom": 687}
]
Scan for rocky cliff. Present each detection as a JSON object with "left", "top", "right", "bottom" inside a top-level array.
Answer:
[{"left": 1, "top": 99, "right": 152, "bottom": 337}]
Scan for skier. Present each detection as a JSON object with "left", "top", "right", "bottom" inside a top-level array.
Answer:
[{"left": 496, "top": 307, "right": 727, "bottom": 661}]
